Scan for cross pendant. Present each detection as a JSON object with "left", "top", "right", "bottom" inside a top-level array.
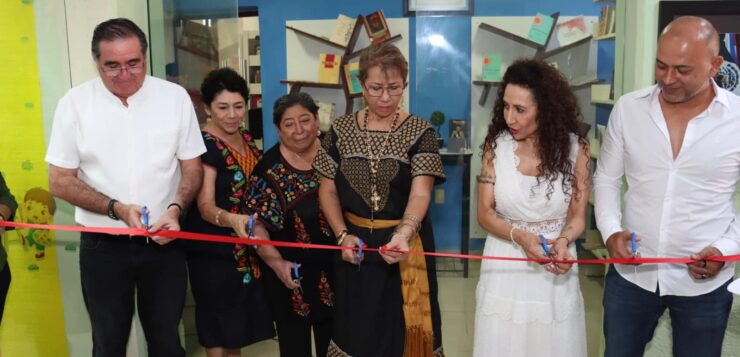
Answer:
[{"left": 371, "top": 188, "right": 380, "bottom": 211}]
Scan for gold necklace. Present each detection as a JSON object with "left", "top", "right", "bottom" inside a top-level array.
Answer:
[{"left": 363, "top": 108, "right": 399, "bottom": 215}]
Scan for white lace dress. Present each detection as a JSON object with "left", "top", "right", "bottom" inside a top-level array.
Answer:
[{"left": 473, "top": 133, "right": 586, "bottom": 357}]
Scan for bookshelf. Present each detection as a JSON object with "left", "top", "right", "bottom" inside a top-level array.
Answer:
[{"left": 283, "top": 15, "right": 407, "bottom": 116}]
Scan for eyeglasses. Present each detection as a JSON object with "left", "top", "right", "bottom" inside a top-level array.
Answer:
[
  {"left": 364, "top": 84, "right": 405, "bottom": 97},
  {"left": 101, "top": 63, "right": 145, "bottom": 77}
]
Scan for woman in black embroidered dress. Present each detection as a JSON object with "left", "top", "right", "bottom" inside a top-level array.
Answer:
[
  {"left": 314, "top": 43, "right": 446, "bottom": 357},
  {"left": 183, "top": 68, "right": 274, "bottom": 356},
  {"left": 246, "top": 93, "right": 335, "bottom": 357}
]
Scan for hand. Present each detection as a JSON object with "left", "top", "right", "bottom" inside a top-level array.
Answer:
[
  {"left": 340, "top": 235, "right": 364, "bottom": 265},
  {"left": 148, "top": 207, "right": 180, "bottom": 245},
  {"left": 513, "top": 230, "right": 550, "bottom": 265},
  {"left": 605, "top": 231, "right": 641, "bottom": 264},
  {"left": 266, "top": 258, "right": 301, "bottom": 290},
  {"left": 115, "top": 202, "right": 145, "bottom": 229},
  {"left": 546, "top": 237, "right": 574, "bottom": 275},
  {"left": 688, "top": 246, "right": 724, "bottom": 280},
  {"left": 380, "top": 233, "right": 409, "bottom": 264},
  {"left": 225, "top": 212, "right": 253, "bottom": 238}
]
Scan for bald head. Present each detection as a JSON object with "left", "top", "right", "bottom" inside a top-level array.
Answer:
[{"left": 660, "top": 16, "right": 719, "bottom": 58}]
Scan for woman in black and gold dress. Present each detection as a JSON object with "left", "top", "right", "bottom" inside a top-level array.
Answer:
[
  {"left": 314, "top": 43, "right": 446, "bottom": 357},
  {"left": 246, "top": 93, "right": 335, "bottom": 357}
]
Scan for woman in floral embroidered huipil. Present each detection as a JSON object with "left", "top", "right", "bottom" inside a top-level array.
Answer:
[
  {"left": 246, "top": 93, "right": 335, "bottom": 357},
  {"left": 183, "top": 68, "right": 274, "bottom": 355}
]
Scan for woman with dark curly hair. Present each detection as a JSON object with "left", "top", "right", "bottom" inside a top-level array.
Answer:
[{"left": 472, "top": 58, "right": 590, "bottom": 356}]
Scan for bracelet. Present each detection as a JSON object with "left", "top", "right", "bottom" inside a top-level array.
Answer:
[
  {"left": 509, "top": 226, "right": 521, "bottom": 249},
  {"left": 107, "top": 199, "right": 119, "bottom": 220},
  {"left": 336, "top": 230, "right": 349, "bottom": 245},
  {"left": 215, "top": 209, "right": 225, "bottom": 226},
  {"left": 555, "top": 236, "right": 570, "bottom": 245},
  {"left": 167, "top": 202, "right": 183, "bottom": 214}
]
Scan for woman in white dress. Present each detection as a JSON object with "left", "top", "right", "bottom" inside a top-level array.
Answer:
[{"left": 473, "top": 58, "right": 590, "bottom": 357}]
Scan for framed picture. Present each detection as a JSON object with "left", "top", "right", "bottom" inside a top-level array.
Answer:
[
  {"left": 404, "top": 0, "right": 473, "bottom": 16},
  {"left": 658, "top": 1, "right": 740, "bottom": 95}
]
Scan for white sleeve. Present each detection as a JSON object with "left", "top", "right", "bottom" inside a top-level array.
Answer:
[
  {"left": 176, "top": 92, "right": 206, "bottom": 160},
  {"left": 713, "top": 203, "right": 740, "bottom": 256},
  {"left": 44, "top": 94, "right": 80, "bottom": 169},
  {"left": 594, "top": 101, "right": 626, "bottom": 243}
]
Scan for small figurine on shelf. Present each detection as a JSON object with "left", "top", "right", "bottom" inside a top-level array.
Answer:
[{"left": 430, "top": 110, "right": 446, "bottom": 148}]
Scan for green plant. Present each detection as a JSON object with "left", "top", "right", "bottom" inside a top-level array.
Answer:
[{"left": 430, "top": 111, "right": 445, "bottom": 137}]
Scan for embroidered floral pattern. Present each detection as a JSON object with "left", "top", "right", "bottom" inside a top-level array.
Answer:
[
  {"left": 291, "top": 289, "right": 311, "bottom": 317},
  {"left": 318, "top": 271, "right": 335, "bottom": 307},
  {"left": 319, "top": 212, "right": 332, "bottom": 238},
  {"left": 293, "top": 210, "right": 310, "bottom": 244},
  {"left": 203, "top": 130, "right": 263, "bottom": 283},
  {"left": 246, "top": 160, "right": 319, "bottom": 231}
]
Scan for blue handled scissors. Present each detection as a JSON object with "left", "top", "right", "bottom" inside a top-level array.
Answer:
[
  {"left": 539, "top": 234, "right": 550, "bottom": 256},
  {"left": 247, "top": 214, "right": 255, "bottom": 238},
  {"left": 292, "top": 262, "right": 303, "bottom": 294},
  {"left": 141, "top": 206, "right": 151, "bottom": 229},
  {"left": 356, "top": 239, "right": 364, "bottom": 271}
]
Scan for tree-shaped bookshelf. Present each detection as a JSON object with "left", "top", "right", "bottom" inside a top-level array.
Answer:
[
  {"left": 473, "top": 12, "right": 599, "bottom": 106},
  {"left": 282, "top": 14, "right": 403, "bottom": 115}
]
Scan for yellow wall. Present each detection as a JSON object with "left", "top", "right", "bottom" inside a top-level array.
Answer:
[{"left": 0, "top": 1, "right": 69, "bottom": 355}]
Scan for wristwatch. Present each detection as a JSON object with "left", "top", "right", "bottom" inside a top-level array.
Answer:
[{"left": 107, "top": 199, "right": 119, "bottom": 220}]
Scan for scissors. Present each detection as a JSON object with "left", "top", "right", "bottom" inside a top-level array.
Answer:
[
  {"left": 292, "top": 262, "right": 303, "bottom": 294},
  {"left": 356, "top": 239, "right": 364, "bottom": 271},
  {"left": 539, "top": 234, "right": 550, "bottom": 257},
  {"left": 141, "top": 206, "right": 151, "bottom": 229},
  {"left": 247, "top": 214, "right": 255, "bottom": 238},
  {"left": 631, "top": 231, "right": 638, "bottom": 258}
]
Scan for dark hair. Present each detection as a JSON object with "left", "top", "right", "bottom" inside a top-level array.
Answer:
[
  {"left": 200, "top": 68, "right": 249, "bottom": 106},
  {"left": 272, "top": 93, "right": 319, "bottom": 126},
  {"left": 91, "top": 18, "right": 148, "bottom": 59},
  {"left": 481, "top": 58, "right": 588, "bottom": 200},
  {"left": 358, "top": 43, "right": 408, "bottom": 84}
]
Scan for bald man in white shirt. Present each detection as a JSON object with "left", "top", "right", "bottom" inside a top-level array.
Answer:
[{"left": 594, "top": 16, "right": 740, "bottom": 357}]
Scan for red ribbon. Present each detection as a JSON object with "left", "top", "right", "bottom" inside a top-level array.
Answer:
[{"left": 1, "top": 221, "right": 738, "bottom": 265}]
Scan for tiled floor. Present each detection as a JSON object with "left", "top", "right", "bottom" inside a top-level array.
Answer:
[{"left": 185, "top": 255, "right": 607, "bottom": 357}]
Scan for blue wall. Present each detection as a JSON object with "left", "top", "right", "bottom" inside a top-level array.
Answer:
[{"left": 229, "top": 0, "right": 611, "bottom": 251}]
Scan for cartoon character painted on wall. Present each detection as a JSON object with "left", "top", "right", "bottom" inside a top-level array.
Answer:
[{"left": 16, "top": 188, "right": 56, "bottom": 260}]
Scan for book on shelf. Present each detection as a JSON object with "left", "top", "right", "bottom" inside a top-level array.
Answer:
[
  {"left": 318, "top": 53, "right": 342, "bottom": 84},
  {"left": 555, "top": 16, "right": 588, "bottom": 46},
  {"left": 597, "top": 5, "right": 616, "bottom": 36},
  {"left": 482, "top": 53, "right": 501, "bottom": 82},
  {"left": 330, "top": 14, "right": 356, "bottom": 46},
  {"left": 527, "top": 13, "right": 555, "bottom": 45},
  {"left": 363, "top": 10, "right": 391, "bottom": 45},
  {"left": 316, "top": 101, "right": 336, "bottom": 132},
  {"left": 344, "top": 62, "right": 362, "bottom": 94},
  {"left": 607, "top": 6, "right": 617, "bottom": 35}
]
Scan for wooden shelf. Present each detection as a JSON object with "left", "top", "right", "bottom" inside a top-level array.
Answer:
[
  {"left": 280, "top": 80, "right": 342, "bottom": 94},
  {"left": 472, "top": 80, "right": 501, "bottom": 106},
  {"left": 570, "top": 76, "right": 601, "bottom": 90},
  {"left": 591, "top": 98, "right": 615, "bottom": 105},
  {"left": 478, "top": 22, "right": 544, "bottom": 49},
  {"left": 286, "top": 26, "right": 347, "bottom": 50},
  {"left": 346, "top": 34, "right": 403, "bottom": 60},
  {"left": 537, "top": 35, "right": 593, "bottom": 60},
  {"left": 593, "top": 33, "right": 616, "bottom": 41}
]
